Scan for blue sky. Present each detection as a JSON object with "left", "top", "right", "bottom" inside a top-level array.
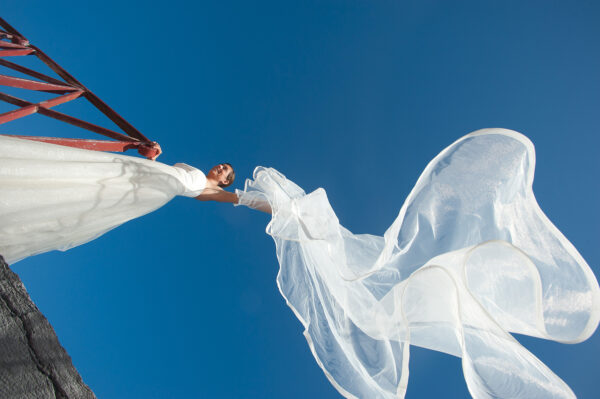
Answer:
[{"left": 2, "top": 1, "right": 599, "bottom": 398}]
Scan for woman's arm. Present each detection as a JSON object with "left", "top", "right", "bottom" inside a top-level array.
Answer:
[
  {"left": 195, "top": 188, "right": 239, "bottom": 203},
  {"left": 195, "top": 188, "right": 272, "bottom": 213}
]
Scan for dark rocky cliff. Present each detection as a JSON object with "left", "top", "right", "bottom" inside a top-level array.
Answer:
[{"left": 0, "top": 255, "right": 96, "bottom": 399}]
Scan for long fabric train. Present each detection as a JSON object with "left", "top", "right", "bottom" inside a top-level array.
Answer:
[
  {"left": 0, "top": 135, "right": 207, "bottom": 264},
  {"left": 235, "top": 129, "right": 599, "bottom": 399}
]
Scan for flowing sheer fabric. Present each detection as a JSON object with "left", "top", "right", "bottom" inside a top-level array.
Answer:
[
  {"left": 235, "top": 129, "right": 599, "bottom": 399},
  {"left": 0, "top": 135, "right": 206, "bottom": 264}
]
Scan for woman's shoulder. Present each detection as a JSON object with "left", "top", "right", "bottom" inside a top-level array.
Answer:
[
  {"left": 173, "top": 162, "right": 201, "bottom": 173},
  {"left": 172, "top": 163, "right": 207, "bottom": 197}
]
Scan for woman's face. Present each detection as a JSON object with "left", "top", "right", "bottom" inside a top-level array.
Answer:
[{"left": 208, "top": 163, "right": 233, "bottom": 185}]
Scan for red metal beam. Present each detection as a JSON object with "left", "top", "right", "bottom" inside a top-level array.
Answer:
[
  {"left": 0, "top": 105, "right": 36, "bottom": 123},
  {"left": 0, "top": 92, "right": 139, "bottom": 142},
  {"left": 0, "top": 73, "right": 77, "bottom": 92},
  {"left": 0, "top": 49, "right": 34, "bottom": 57},
  {"left": 0, "top": 91, "right": 83, "bottom": 124},
  {"left": 5, "top": 135, "right": 139, "bottom": 151},
  {"left": 0, "top": 32, "right": 28, "bottom": 46},
  {"left": 0, "top": 58, "right": 71, "bottom": 87},
  {"left": 36, "top": 108, "right": 139, "bottom": 142},
  {"left": 39, "top": 90, "right": 83, "bottom": 107},
  {"left": 0, "top": 41, "right": 28, "bottom": 49},
  {"left": 0, "top": 17, "right": 160, "bottom": 158},
  {"left": 26, "top": 44, "right": 83, "bottom": 88},
  {"left": 24, "top": 44, "right": 150, "bottom": 142},
  {"left": 2, "top": 135, "right": 162, "bottom": 160},
  {"left": 0, "top": 18, "right": 28, "bottom": 42},
  {"left": 82, "top": 91, "right": 150, "bottom": 142}
]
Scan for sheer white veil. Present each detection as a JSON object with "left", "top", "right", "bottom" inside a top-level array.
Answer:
[{"left": 236, "top": 129, "right": 599, "bottom": 399}]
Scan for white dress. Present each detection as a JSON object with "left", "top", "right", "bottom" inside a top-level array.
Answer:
[
  {"left": 235, "top": 128, "right": 600, "bottom": 399},
  {"left": 0, "top": 135, "right": 206, "bottom": 264}
]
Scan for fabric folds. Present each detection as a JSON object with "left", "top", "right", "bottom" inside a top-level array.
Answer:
[
  {"left": 235, "top": 128, "right": 599, "bottom": 399},
  {"left": 0, "top": 135, "right": 206, "bottom": 264}
]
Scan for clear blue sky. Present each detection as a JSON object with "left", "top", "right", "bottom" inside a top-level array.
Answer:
[{"left": 2, "top": 1, "right": 599, "bottom": 398}]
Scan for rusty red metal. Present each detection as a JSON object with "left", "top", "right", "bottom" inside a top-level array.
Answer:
[
  {"left": 0, "top": 91, "right": 138, "bottom": 142},
  {"left": 3, "top": 134, "right": 162, "bottom": 160},
  {"left": 0, "top": 49, "right": 34, "bottom": 56},
  {"left": 0, "top": 74, "right": 77, "bottom": 92},
  {"left": 0, "top": 17, "right": 160, "bottom": 159},
  {"left": 0, "top": 91, "right": 83, "bottom": 124},
  {"left": 0, "top": 58, "right": 72, "bottom": 86},
  {"left": 0, "top": 41, "right": 28, "bottom": 49}
]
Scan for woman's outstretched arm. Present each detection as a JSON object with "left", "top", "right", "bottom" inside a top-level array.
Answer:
[
  {"left": 195, "top": 188, "right": 272, "bottom": 213},
  {"left": 195, "top": 188, "right": 238, "bottom": 203}
]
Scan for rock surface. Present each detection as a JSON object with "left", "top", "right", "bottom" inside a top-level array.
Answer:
[{"left": 0, "top": 255, "right": 95, "bottom": 399}]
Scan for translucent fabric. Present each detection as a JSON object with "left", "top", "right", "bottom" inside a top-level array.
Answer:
[
  {"left": 0, "top": 135, "right": 206, "bottom": 264},
  {"left": 235, "top": 129, "right": 599, "bottom": 399}
]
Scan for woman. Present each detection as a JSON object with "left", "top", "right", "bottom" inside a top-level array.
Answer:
[{"left": 0, "top": 134, "right": 238, "bottom": 264}]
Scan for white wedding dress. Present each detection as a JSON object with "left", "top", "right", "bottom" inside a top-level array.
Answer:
[
  {"left": 235, "top": 129, "right": 599, "bottom": 399},
  {"left": 0, "top": 135, "right": 206, "bottom": 264}
]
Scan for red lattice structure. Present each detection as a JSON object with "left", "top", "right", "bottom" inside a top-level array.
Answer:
[{"left": 0, "top": 17, "right": 161, "bottom": 160}]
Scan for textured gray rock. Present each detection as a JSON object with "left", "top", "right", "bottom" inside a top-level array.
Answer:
[{"left": 0, "top": 255, "right": 96, "bottom": 399}]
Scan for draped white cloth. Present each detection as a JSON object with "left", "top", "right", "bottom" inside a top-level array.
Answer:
[
  {"left": 0, "top": 135, "right": 206, "bottom": 264},
  {"left": 235, "top": 129, "right": 599, "bottom": 399}
]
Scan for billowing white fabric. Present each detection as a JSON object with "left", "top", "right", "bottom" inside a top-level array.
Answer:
[
  {"left": 0, "top": 135, "right": 206, "bottom": 264},
  {"left": 235, "top": 129, "right": 600, "bottom": 399}
]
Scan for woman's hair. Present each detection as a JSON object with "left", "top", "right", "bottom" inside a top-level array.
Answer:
[{"left": 219, "top": 163, "right": 235, "bottom": 188}]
